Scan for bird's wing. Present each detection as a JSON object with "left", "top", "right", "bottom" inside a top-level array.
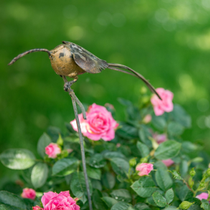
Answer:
[{"left": 70, "top": 43, "right": 108, "bottom": 73}]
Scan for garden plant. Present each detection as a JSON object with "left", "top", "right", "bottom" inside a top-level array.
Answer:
[{"left": 0, "top": 86, "right": 210, "bottom": 210}]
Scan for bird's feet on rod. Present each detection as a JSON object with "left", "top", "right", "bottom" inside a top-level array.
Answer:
[
  {"left": 61, "top": 75, "right": 86, "bottom": 120},
  {"left": 61, "top": 76, "right": 78, "bottom": 92}
]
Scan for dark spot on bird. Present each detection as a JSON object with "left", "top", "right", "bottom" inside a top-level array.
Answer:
[{"left": 59, "top": 53, "right": 64, "bottom": 58}]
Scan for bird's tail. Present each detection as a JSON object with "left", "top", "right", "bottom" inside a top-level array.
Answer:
[
  {"left": 8, "top": 49, "right": 51, "bottom": 65},
  {"left": 108, "top": 63, "right": 161, "bottom": 100}
]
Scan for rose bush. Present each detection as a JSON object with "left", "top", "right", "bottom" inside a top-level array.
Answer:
[{"left": 0, "top": 91, "right": 210, "bottom": 210}]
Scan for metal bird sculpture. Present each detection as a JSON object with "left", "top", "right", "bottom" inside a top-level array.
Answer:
[{"left": 9, "top": 41, "right": 161, "bottom": 99}]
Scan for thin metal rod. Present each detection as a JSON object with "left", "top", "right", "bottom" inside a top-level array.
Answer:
[
  {"left": 71, "top": 95, "right": 92, "bottom": 210},
  {"left": 8, "top": 48, "right": 51, "bottom": 65},
  {"left": 63, "top": 82, "right": 91, "bottom": 210}
]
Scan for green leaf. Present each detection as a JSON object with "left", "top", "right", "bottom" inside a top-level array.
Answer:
[
  {"left": 165, "top": 188, "right": 174, "bottom": 204},
  {"left": 70, "top": 172, "right": 92, "bottom": 204},
  {"left": 152, "top": 191, "right": 167, "bottom": 207},
  {"left": 168, "top": 122, "right": 184, "bottom": 136},
  {"left": 179, "top": 201, "right": 194, "bottom": 209},
  {"left": 31, "top": 163, "right": 48, "bottom": 188},
  {"left": 102, "top": 197, "right": 118, "bottom": 208},
  {"left": 131, "top": 176, "right": 157, "bottom": 198},
  {"left": 111, "top": 189, "right": 132, "bottom": 202},
  {"left": 134, "top": 203, "right": 151, "bottom": 210},
  {"left": 88, "top": 154, "right": 106, "bottom": 168},
  {"left": 0, "top": 191, "right": 26, "bottom": 210},
  {"left": 52, "top": 157, "right": 78, "bottom": 176},
  {"left": 37, "top": 133, "right": 51, "bottom": 158},
  {"left": 180, "top": 160, "right": 188, "bottom": 178},
  {"left": 110, "top": 158, "right": 129, "bottom": 176},
  {"left": 0, "top": 204, "right": 22, "bottom": 210},
  {"left": 87, "top": 166, "right": 101, "bottom": 180},
  {"left": 111, "top": 201, "right": 132, "bottom": 210},
  {"left": 152, "top": 115, "right": 167, "bottom": 131},
  {"left": 136, "top": 142, "right": 149, "bottom": 158},
  {"left": 102, "top": 172, "right": 115, "bottom": 189},
  {"left": 201, "top": 199, "right": 210, "bottom": 210},
  {"left": 170, "top": 104, "right": 191, "bottom": 128},
  {"left": 170, "top": 170, "right": 183, "bottom": 180},
  {"left": 0, "top": 149, "right": 35, "bottom": 170},
  {"left": 92, "top": 190, "right": 107, "bottom": 210},
  {"left": 104, "top": 151, "right": 125, "bottom": 159},
  {"left": 116, "top": 122, "right": 138, "bottom": 140},
  {"left": 47, "top": 126, "right": 61, "bottom": 142},
  {"left": 177, "top": 185, "right": 193, "bottom": 201},
  {"left": 91, "top": 180, "right": 102, "bottom": 191},
  {"left": 154, "top": 140, "right": 181, "bottom": 160},
  {"left": 139, "top": 125, "right": 152, "bottom": 146},
  {"left": 155, "top": 168, "right": 173, "bottom": 191}
]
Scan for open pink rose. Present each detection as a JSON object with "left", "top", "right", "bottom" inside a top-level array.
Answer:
[
  {"left": 151, "top": 88, "right": 173, "bottom": 116},
  {"left": 196, "top": 193, "right": 209, "bottom": 201},
  {"left": 136, "top": 163, "right": 153, "bottom": 176},
  {"left": 45, "top": 143, "right": 61, "bottom": 158},
  {"left": 21, "top": 188, "right": 36, "bottom": 200},
  {"left": 70, "top": 103, "right": 119, "bottom": 141},
  {"left": 37, "top": 191, "right": 80, "bottom": 210}
]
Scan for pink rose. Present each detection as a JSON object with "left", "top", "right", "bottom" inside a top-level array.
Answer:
[
  {"left": 70, "top": 103, "right": 119, "bottom": 141},
  {"left": 153, "top": 133, "right": 167, "bottom": 144},
  {"left": 162, "top": 159, "right": 174, "bottom": 167},
  {"left": 143, "top": 114, "right": 152, "bottom": 124},
  {"left": 136, "top": 163, "right": 153, "bottom": 176},
  {"left": 21, "top": 188, "right": 36, "bottom": 200},
  {"left": 196, "top": 193, "right": 209, "bottom": 201},
  {"left": 33, "top": 206, "right": 43, "bottom": 210},
  {"left": 45, "top": 143, "right": 61, "bottom": 158},
  {"left": 40, "top": 191, "right": 80, "bottom": 210},
  {"left": 151, "top": 88, "right": 173, "bottom": 116}
]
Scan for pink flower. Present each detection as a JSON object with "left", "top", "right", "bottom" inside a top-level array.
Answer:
[
  {"left": 45, "top": 143, "right": 61, "bottom": 158},
  {"left": 153, "top": 133, "right": 167, "bottom": 144},
  {"left": 136, "top": 163, "right": 153, "bottom": 176},
  {"left": 33, "top": 206, "right": 43, "bottom": 210},
  {"left": 40, "top": 191, "right": 80, "bottom": 210},
  {"left": 21, "top": 188, "right": 36, "bottom": 200},
  {"left": 143, "top": 114, "right": 152, "bottom": 124},
  {"left": 70, "top": 103, "right": 119, "bottom": 141},
  {"left": 162, "top": 159, "right": 174, "bottom": 167},
  {"left": 151, "top": 88, "right": 173, "bottom": 116},
  {"left": 196, "top": 193, "right": 209, "bottom": 201}
]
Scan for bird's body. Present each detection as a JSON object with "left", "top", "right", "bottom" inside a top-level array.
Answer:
[{"left": 8, "top": 41, "right": 161, "bottom": 99}]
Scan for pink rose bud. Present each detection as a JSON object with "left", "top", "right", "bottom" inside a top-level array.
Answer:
[
  {"left": 151, "top": 88, "right": 173, "bottom": 116},
  {"left": 143, "top": 114, "right": 152, "bottom": 124},
  {"left": 70, "top": 103, "right": 119, "bottom": 141},
  {"left": 196, "top": 193, "right": 209, "bottom": 201},
  {"left": 136, "top": 163, "right": 153, "bottom": 176},
  {"left": 32, "top": 206, "right": 43, "bottom": 210},
  {"left": 162, "top": 159, "right": 174, "bottom": 167},
  {"left": 45, "top": 143, "right": 61, "bottom": 158},
  {"left": 41, "top": 191, "right": 80, "bottom": 210},
  {"left": 153, "top": 133, "right": 167, "bottom": 144},
  {"left": 21, "top": 188, "right": 36, "bottom": 200}
]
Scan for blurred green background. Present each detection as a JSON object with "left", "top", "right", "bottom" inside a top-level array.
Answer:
[{"left": 1, "top": 0, "right": 210, "bottom": 181}]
